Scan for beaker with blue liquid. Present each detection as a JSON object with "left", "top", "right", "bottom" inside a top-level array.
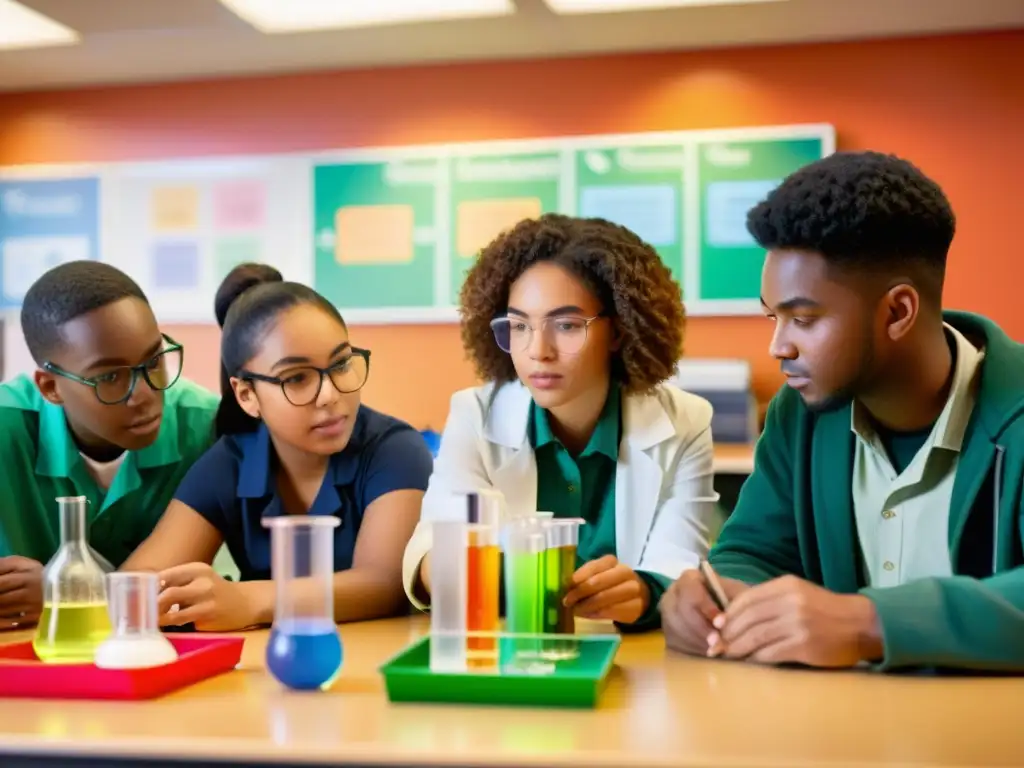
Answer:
[{"left": 263, "top": 516, "right": 343, "bottom": 691}]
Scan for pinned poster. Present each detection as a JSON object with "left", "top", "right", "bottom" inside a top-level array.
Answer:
[
  {"left": 0, "top": 177, "right": 100, "bottom": 308},
  {"left": 103, "top": 159, "right": 303, "bottom": 323}
]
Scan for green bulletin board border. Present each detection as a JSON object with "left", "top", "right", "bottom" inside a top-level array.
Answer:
[{"left": 307, "top": 122, "right": 834, "bottom": 324}]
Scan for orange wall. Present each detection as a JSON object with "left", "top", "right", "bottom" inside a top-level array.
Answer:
[{"left": 1, "top": 30, "right": 1021, "bottom": 430}]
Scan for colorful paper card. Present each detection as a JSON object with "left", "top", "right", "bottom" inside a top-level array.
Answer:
[
  {"left": 455, "top": 197, "right": 541, "bottom": 259},
  {"left": 334, "top": 204, "right": 415, "bottom": 265}
]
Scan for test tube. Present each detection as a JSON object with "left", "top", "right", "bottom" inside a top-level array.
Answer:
[
  {"left": 500, "top": 518, "right": 546, "bottom": 668},
  {"left": 262, "top": 516, "right": 343, "bottom": 691},
  {"left": 429, "top": 519, "right": 468, "bottom": 673},
  {"left": 543, "top": 519, "right": 584, "bottom": 634},
  {"left": 466, "top": 488, "right": 505, "bottom": 526},
  {"left": 503, "top": 519, "right": 546, "bottom": 635},
  {"left": 466, "top": 520, "right": 500, "bottom": 668},
  {"left": 94, "top": 572, "right": 178, "bottom": 669}
]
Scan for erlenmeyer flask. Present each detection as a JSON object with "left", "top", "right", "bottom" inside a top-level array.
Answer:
[
  {"left": 263, "top": 516, "right": 343, "bottom": 691},
  {"left": 33, "top": 496, "right": 113, "bottom": 664}
]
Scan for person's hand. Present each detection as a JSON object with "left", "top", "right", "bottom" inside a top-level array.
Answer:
[
  {"left": 0, "top": 556, "right": 44, "bottom": 631},
  {"left": 709, "top": 575, "right": 883, "bottom": 668},
  {"left": 661, "top": 568, "right": 748, "bottom": 655},
  {"left": 158, "top": 562, "right": 256, "bottom": 632},
  {"left": 562, "top": 555, "right": 650, "bottom": 624}
]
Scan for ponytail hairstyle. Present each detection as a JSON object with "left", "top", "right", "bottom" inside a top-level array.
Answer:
[{"left": 213, "top": 263, "right": 347, "bottom": 437}]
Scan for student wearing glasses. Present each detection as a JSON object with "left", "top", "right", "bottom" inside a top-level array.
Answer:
[
  {"left": 124, "top": 264, "right": 433, "bottom": 631},
  {"left": 0, "top": 261, "right": 219, "bottom": 631},
  {"left": 403, "top": 214, "right": 718, "bottom": 630}
]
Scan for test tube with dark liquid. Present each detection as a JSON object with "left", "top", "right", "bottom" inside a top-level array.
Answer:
[{"left": 542, "top": 518, "right": 584, "bottom": 661}]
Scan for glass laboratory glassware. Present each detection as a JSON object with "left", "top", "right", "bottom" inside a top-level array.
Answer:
[
  {"left": 465, "top": 521, "right": 500, "bottom": 668},
  {"left": 500, "top": 517, "right": 547, "bottom": 669},
  {"left": 503, "top": 518, "right": 546, "bottom": 635},
  {"left": 541, "top": 518, "right": 585, "bottom": 661},
  {"left": 429, "top": 519, "right": 468, "bottom": 673},
  {"left": 94, "top": 572, "right": 178, "bottom": 669},
  {"left": 263, "top": 516, "right": 343, "bottom": 691},
  {"left": 33, "top": 496, "right": 113, "bottom": 664}
]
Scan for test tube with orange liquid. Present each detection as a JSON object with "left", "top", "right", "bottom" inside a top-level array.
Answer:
[{"left": 464, "top": 491, "right": 502, "bottom": 668}]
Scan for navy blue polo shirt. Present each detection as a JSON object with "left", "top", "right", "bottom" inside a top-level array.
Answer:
[{"left": 173, "top": 406, "right": 434, "bottom": 581}]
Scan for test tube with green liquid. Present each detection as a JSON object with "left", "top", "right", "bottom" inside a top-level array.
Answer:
[
  {"left": 501, "top": 516, "right": 547, "bottom": 668},
  {"left": 504, "top": 522, "right": 546, "bottom": 634}
]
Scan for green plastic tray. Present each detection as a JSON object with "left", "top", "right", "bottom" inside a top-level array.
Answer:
[{"left": 379, "top": 633, "right": 621, "bottom": 708}]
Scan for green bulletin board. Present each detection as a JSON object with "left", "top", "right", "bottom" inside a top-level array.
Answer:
[
  {"left": 448, "top": 150, "right": 562, "bottom": 305},
  {"left": 575, "top": 143, "right": 687, "bottom": 286},
  {"left": 311, "top": 124, "right": 834, "bottom": 322},
  {"left": 696, "top": 137, "right": 826, "bottom": 310},
  {"left": 313, "top": 158, "right": 441, "bottom": 310}
]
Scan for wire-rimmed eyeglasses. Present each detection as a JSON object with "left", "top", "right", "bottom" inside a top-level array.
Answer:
[{"left": 489, "top": 314, "right": 605, "bottom": 356}]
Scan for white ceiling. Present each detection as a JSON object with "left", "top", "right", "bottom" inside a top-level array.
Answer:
[{"left": 1, "top": 0, "right": 1022, "bottom": 93}]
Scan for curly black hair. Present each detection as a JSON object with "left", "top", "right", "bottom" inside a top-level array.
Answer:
[
  {"left": 21, "top": 260, "right": 148, "bottom": 364},
  {"left": 746, "top": 150, "right": 955, "bottom": 302},
  {"left": 459, "top": 213, "right": 685, "bottom": 394}
]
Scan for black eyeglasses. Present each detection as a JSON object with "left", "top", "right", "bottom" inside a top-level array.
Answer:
[
  {"left": 43, "top": 334, "right": 185, "bottom": 406},
  {"left": 239, "top": 347, "right": 371, "bottom": 407}
]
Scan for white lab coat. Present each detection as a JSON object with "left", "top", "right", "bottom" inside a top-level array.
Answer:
[{"left": 402, "top": 380, "right": 718, "bottom": 609}]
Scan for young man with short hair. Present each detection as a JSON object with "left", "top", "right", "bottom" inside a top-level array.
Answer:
[
  {"left": 0, "top": 261, "right": 219, "bottom": 630},
  {"left": 662, "top": 151, "right": 1024, "bottom": 672}
]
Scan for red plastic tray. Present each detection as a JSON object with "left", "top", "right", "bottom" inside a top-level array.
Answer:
[{"left": 0, "top": 635, "right": 245, "bottom": 700}]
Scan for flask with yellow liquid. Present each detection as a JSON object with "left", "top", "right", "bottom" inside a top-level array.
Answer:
[{"left": 33, "top": 496, "right": 113, "bottom": 664}]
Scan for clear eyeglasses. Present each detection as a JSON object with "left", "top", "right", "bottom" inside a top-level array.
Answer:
[{"left": 489, "top": 315, "right": 604, "bottom": 356}]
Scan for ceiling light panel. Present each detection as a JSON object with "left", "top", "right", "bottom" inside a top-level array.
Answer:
[
  {"left": 219, "top": 0, "right": 516, "bottom": 33},
  {"left": 0, "top": 0, "right": 79, "bottom": 51},
  {"left": 543, "top": 0, "right": 786, "bottom": 14}
]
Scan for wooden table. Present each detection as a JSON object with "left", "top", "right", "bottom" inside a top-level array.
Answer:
[{"left": 0, "top": 617, "right": 1020, "bottom": 767}]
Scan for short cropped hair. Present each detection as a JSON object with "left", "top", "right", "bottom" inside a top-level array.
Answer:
[
  {"left": 746, "top": 150, "right": 956, "bottom": 300},
  {"left": 459, "top": 214, "right": 685, "bottom": 394},
  {"left": 21, "top": 260, "right": 148, "bottom": 363}
]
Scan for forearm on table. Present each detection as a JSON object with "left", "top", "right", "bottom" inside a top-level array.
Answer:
[
  {"left": 236, "top": 570, "right": 408, "bottom": 626},
  {"left": 333, "top": 568, "right": 409, "bottom": 622}
]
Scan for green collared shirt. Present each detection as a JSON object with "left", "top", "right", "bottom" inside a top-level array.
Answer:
[
  {"left": 530, "top": 385, "right": 666, "bottom": 629},
  {"left": 0, "top": 374, "right": 219, "bottom": 566},
  {"left": 851, "top": 324, "right": 985, "bottom": 587}
]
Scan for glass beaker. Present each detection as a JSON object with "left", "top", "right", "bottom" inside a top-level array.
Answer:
[
  {"left": 33, "top": 496, "right": 113, "bottom": 664},
  {"left": 94, "top": 572, "right": 178, "bottom": 669},
  {"left": 263, "top": 516, "right": 343, "bottom": 691}
]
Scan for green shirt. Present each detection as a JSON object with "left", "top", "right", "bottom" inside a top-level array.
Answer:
[
  {"left": 710, "top": 310, "right": 1024, "bottom": 671},
  {"left": 0, "top": 374, "right": 219, "bottom": 567},
  {"left": 530, "top": 385, "right": 666, "bottom": 630}
]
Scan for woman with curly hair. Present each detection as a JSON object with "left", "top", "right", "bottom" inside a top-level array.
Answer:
[{"left": 403, "top": 213, "right": 717, "bottom": 630}]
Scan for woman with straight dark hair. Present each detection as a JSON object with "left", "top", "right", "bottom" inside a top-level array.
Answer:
[{"left": 123, "top": 264, "right": 433, "bottom": 631}]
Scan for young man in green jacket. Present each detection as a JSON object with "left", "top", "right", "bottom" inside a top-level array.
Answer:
[
  {"left": 0, "top": 262, "right": 219, "bottom": 630},
  {"left": 662, "top": 151, "right": 1024, "bottom": 672}
]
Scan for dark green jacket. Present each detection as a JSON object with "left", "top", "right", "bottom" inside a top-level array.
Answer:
[{"left": 710, "top": 311, "right": 1024, "bottom": 671}]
